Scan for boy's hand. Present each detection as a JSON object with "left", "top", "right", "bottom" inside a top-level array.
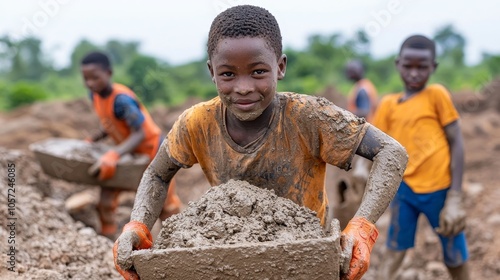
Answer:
[
  {"left": 436, "top": 190, "right": 466, "bottom": 237},
  {"left": 339, "top": 217, "right": 379, "bottom": 280},
  {"left": 113, "top": 221, "right": 153, "bottom": 280},
  {"left": 89, "top": 150, "right": 120, "bottom": 181}
]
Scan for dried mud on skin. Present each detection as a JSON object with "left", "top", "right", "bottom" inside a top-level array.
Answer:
[{"left": 154, "top": 180, "right": 325, "bottom": 249}]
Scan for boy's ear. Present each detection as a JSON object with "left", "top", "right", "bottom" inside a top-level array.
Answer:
[
  {"left": 432, "top": 61, "right": 439, "bottom": 72},
  {"left": 207, "top": 60, "right": 215, "bottom": 83},
  {"left": 277, "top": 54, "right": 287, "bottom": 80}
]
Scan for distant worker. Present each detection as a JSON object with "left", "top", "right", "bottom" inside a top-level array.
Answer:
[
  {"left": 80, "top": 51, "right": 183, "bottom": 239},
  {"left": 373, "top": 35, "right": 469, "bottom": 280},
  {"left": 334, "top": 60, "right": 379, "bottom": 228},
  {"left": 113, "top": 5, "right": 408, "bottom": 280},
  {"left": 345, "top": 60, "right": 378, "bottom": 122}
]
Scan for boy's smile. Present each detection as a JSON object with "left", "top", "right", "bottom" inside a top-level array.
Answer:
[
  {"left": 396, "top": 48, "right": 436, "bottom": 94},
  {"left": 208, "top": 37, "right": 286, "bottom": 122}
]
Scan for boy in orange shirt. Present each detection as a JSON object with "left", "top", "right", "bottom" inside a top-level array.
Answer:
[
  {"left": 345, "top": 60, "right": 378, "bottom": 122},
  {"left": 113, "top": 6, "right": 408, "bottom": 280},
  {"left": 80, "top": 51, "right": 182, "bottom": 239},
  {"left": 373, "top": 35, "right": 469, "bottom": 280}
]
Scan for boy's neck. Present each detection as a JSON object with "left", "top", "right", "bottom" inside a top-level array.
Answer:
[
  {"left": 225, "top": 100, "right": 276, "bottom": 146},
  {"left": 400, "top": 85, "right": 426, "bottom": 102},
  {"left": 98, "top": 84, "right": 113, "bottom": 97}
]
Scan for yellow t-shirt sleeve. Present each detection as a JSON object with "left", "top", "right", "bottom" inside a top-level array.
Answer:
[
  {"left": 433, "top": 85, "right": 459, "bottom": 127},
  {"left": 372, "top": 96, "right": 392, "bottom": 133}
]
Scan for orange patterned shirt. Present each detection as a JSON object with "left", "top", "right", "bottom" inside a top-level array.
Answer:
[
  {"left": 373, "top": 84, "right": 459, "bottom": 193},
  {"left": 166, "top": 92, "right": 369, "bottom": 223}
]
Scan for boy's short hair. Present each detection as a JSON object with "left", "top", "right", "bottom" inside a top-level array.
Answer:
[
  {"left": 81, "top": 51, "right": 112, "bottom": 70},
  {"left": 399, "top": 35, "right": 436, "bottom": 60},
  {"left": 207, "top": 5, "right": 282, "bottom": 59}
]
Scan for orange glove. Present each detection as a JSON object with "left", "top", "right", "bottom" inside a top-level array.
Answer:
[
  {"left": 97, "top": 150, "right": 120, "bottom": 181},
  {"left": 340, "top": 217, "right": 379, "bottom": 280},
  {"left": 113, "top": 221, "right": 153, "bottom": 280}
]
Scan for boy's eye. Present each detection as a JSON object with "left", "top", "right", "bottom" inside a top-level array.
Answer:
[
  {"left": 221, "top": 72, "right": 234, "bottom": 77},
  {"left": 253, "top": 69, "right": 267, "bottom": 75}
]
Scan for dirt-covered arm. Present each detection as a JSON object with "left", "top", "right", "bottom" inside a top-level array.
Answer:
[
  {"left": 130, "top": 141, "right": 181, "bottom": 229},
  {"left": 354, "top": 124, "right": 408, "bottom": 223},
  {"left": 114, "top": 127, "right": 145, "bottom": 156},
  {"left": 89, "top": 126, "right": 108, "bottom": 142},
  {"left": 444, "top": 120, "right": 464, "bottom": 192}
]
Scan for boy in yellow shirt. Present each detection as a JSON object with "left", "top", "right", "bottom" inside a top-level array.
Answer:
[
  {"left": 113, "top": 5, "right": 408, "bottom": 280},
  {"left": 373, "top": 35, "right": 469, "bottom": 280}
]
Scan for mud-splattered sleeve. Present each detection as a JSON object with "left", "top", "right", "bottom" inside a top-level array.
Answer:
[
  {"left": 165, "top": 109, "right": 198, "bottom": 168},
  {"left": 316, "top": 102, "right": 369, "bottom": 170}
]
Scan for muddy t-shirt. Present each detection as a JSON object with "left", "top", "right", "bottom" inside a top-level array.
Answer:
[{"left": 166, "top": 92, "right": 368, "bottom": 223}]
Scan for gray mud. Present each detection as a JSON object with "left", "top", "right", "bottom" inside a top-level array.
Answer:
[{"left": 154, "top": 180, "right": 325, "bottom": 249}]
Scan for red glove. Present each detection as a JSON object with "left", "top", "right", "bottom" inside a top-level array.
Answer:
[
  {"left": 97, "top": 150, "right": 120, "bottom": 181},
  {"left": 340, "top": 217, "right": 379, "bottom": 280},
  {"left": 113, "top": 221, "right": 153, "bottom": 280}
]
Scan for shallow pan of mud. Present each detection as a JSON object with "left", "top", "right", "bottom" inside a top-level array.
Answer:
[
  {"left": 30, "top": 138, "right": 150, "bottom": 190},
  {"left": 132, "top": 229, "right": 340, "bottom": 280}
]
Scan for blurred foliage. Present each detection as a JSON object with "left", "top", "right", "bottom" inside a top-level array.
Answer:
[
  {"left": 0, "top": 24, "right": 499, "bottom": 111},
  {"left": 4, "top": 82, "right": 48, "bottom": 109}
]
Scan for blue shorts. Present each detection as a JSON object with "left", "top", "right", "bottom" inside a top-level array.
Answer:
[{"left": 387, "top": 181, "right": 469, "bottom": 267}]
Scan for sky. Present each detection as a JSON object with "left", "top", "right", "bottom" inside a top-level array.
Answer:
[{"left": 0, "top": 0, "right": 499, "bottom": 68}]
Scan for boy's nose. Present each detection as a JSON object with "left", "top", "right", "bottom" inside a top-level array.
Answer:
[{"left": 235, "top": 77, "right": 254, "bottom": 95}]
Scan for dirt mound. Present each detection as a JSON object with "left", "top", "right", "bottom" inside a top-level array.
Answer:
[
  {"left": 0, "top": 148, "right": 120, "bottom": 280},
  {"left": 452, "top": 77, "right": 500, "bottom": 114},
  {"left": 155, "top": 180, "right": 325, "bottom": 249},
  {"left": 318, "top": 85, "right": 347, "bottom": 109}
]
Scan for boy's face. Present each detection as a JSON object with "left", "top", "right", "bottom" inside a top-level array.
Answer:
[
  {"left": 396, "top": 47, "right": 437, "bottom": 92},
  {"left": 81, "top": 63, "right": 112, "bottom": 94},
  {"left": 207, "top": 37, "right": 286, "bottom": 121}
]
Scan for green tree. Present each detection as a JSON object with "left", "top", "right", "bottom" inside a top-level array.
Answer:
[
  {"left": 105, "top": 40, "right": 140, "bottom": 66},
  {"left": 69, "top": 39, "right": 99, "bottom": 73},
  {"left": 433, "top": 24, "right": 466, "bottom": 67},
  {"left": 126, "top": 55, "right": 169, "bottom": 104}
]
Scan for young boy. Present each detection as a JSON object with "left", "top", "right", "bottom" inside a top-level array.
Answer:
[
  {"left": 373, "top": 35, "right": 469, "bottom": 280},
  {"left": 80, "top": 51, "right": 183, "bottom": 239},
  {"left": 113, "top": 5, "right": 408, "bottom": 280},
  {"left": 345, "top": 60, "right": 378, "bottom": 122}
]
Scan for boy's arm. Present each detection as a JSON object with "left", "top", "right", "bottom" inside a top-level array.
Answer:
[
  {"left": 114, "top": 127, "right": 145, "bottom": 156},
  {"left": 435, "top": 120, "right": 466, "bottom": 237},
  {"left": 354, "top": 124, "right": 408, "bottom": 222},
  {"left": 113, "top": 142, "right": 180, "bottom": 278},
  {"left": 443, "top": 120, "right": 464, "bottom": 192},
  {"left": 89, "top": 95, "right": 147, "bottom": 180},
  {"left": 354, "top": 89, "right": 371, "bottom": 119},
  {"left": 87, "top": 127, "right": 108, "bottom": 142},
  {"left": 339, "top": 124, "right": 407, "bottom": 280},
  {"left": 113, "top": 95, "right": 147, "bottom": 156}
]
